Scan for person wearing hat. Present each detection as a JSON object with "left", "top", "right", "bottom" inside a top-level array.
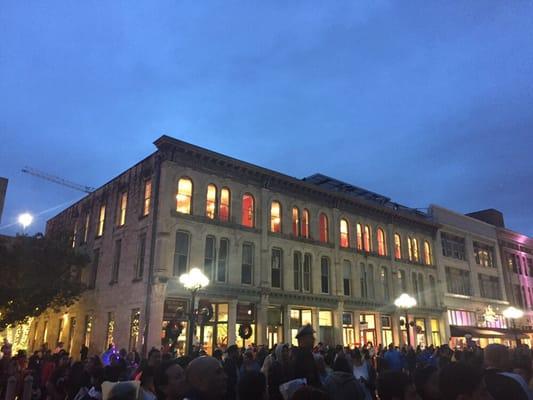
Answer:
[{"left": 289, "top": 324, "right": 321, "bottom": 387}]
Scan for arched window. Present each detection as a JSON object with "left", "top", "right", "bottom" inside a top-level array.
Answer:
[
  {"left": 302, "top": 209, "right": 310, "bottom": 238},
  {"left": 340, "top": 219, "right": 349, "bottom": 248},
  {"left": 377, "top": 228, "right": 386, "bottom": 256},
  {"left": 394, "top": 234, "right": 402, "bottom": 260},
  {"left": 241, "top": 193, "right": 254, "bottom": 228},
  {"left": 292, "top": 207, "right": 300, "bottom": 236},
  {"left": 356, "top": 224, "right": 363, "bottom": 250},
  {"left": 270, "top": 201, "right": 282, "bottom": 233},
  {"left": 219, "top": 188, "right": 230, "bottom": 222},
  {"left": 424, "top": 241, "right": 432, "bottom": 265},
  {"left": 176, "top": 178, "right": 193, "bottom": 214},
  {"left": 363, "top": 225, "right": 371, "bottom": 252},
  {"left": 205, "top": 184, "right": 217, "bottom": 219},
  {"left": 408, "top": 237, "right": 419, "bottom": 262},
  {"left": 319, "top": 213, "right": 329, "bottom": 243}
]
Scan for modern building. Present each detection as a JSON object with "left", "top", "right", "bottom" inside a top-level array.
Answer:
[
  {"left": 29, "top": 135, "right": 445, "bottom": 357},
  {"left": 0, "top": 177, "right": 7, "bottom": 224},
  {"left": 428, "top": 205, "right": 523, "bottom": 347}
]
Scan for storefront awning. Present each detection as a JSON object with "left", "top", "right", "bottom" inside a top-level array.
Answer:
[{"left": 450, "top": 325, "right": 529, "bottom": 340}]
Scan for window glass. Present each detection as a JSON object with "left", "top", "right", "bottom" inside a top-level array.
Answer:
[
  {"left": 319, "top": 213, "right": 329, "bottom": 243},
  {"left": 219, "top": 187, "right": 230, "bottom": 222},
  {"left": 340, "top": 219, "right": 349, "bottom": 248},
  {"left": 242, "top": 243, "right": 254, "bottom": 285},
  {"left": 206, "top": 184, "right": 217, "bottom": 219},
  {"left": 394, "top": 234, "right": 402, "bottom": 259},
  {"left": 292, "top": 207, "right": 300, "bottom": 236},
  {"left": 173, "top": 231, "right": 190, "bottom": 276},
  {"left": 321, "top": 257, "right": 330, "bottom": 293},
  {"left": 364, "top": 225, "right": 371, "bottom": 251},
  {"left": 377, "top": 228, "right": 386, "bottom": 256},
  {"left": 241, "top": 194, "right": 255, "bottom": 228},
  {"left": 301, "top": 209, "right": 310, "bottom": 238},
  {"left": 271, "top": 201, "right": 282, "bottom": 233},
  {"left": 271, "top": 247, "right": 281, "bottom": 288},
  {"left": 176, "top": 178, "right": 193, "bottom": 214}
]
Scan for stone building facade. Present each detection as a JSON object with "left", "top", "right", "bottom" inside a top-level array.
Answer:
[{"left": 28, "top": 136, "right": 445, "bottom": 356}]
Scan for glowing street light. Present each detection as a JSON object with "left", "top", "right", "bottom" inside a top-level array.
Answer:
[
  {"left": 179, "top": 268, "right": 209, "bottom": 356},
  {"left": 503, "top": 306, "right": 524, "bottom": 346},
  {"left": 18, "top": 213, "right": 33, "bottom": 233},
  {"left": 394, "top": 293, "right": 417, "bottom": 347}
]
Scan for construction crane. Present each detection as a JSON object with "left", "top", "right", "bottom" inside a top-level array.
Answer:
[{"left": 21, "top": 166, "right": 95, "bottom": 194}]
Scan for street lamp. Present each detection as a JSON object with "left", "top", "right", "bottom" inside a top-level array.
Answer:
[
  {"left": 503, "top": 306, "right": 524, "bottom": 347},
  {"left": 395, "top": 293, "right": 417, "bottom": 347},
  {"left": 179, "top": 268, "right": 209, "bottom": 356},
  {"left": 18, "top": 213, "right": 33, "bottom": 233}
]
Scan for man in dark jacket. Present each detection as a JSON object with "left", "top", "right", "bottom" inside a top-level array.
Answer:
[
  {"left": 324, "top": 356, "right": 365, "bottom": 400},
  {"left": 289, "top": 324, "right": 321, "bottom": 387},
  {"left": 222, "top": 345, "right": 239, "bottom": 400},
  {"left": 483, "top": 344, "right": 529, "bottom": 400}
]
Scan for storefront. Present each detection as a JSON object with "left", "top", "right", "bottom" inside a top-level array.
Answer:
[
  {"left": 290, "top": 309, "right": 312, "bottom": 346},
  {"left": 360, "top": 313, "right": 377, "bottom": 345},
  {"left": 381, "top": 315, "right": 393, "bottom": 346},
  {"left": 319, "top": 310, "right": 334, "bottom": 345},
  {"left": 343, "top": 312, "right": 355, "bottom": 348},
  {"left": 267, "top": 306, "right": 283, "bottom": 348}
]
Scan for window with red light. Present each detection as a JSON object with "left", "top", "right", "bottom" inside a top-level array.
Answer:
[
  {"left": 394, "top": 233, "right": 402, "bottom": 260},
  {"left": 206, "top": 184, "right": 217, "bottom": 219},
  {"left": 302, "top": 209, "right": 310, "bottom": 238},
  {"left": 319, "top": 213, "right": 329, "bottom": 243},
  {"left": 219, "top": 187, "right": 230, "bottom": 222},
  {"left": 292, "top": 207, "right": 300, "bottom": 236},
  {"left": 356, "top": 224, "right": 363, "bottom": 250},
  {"left": 363, "top": 225, "right": 371, "bottom": 252},
  {"left": 270, "top": 201, "right": 282, "bottom": 233},
  {"left": 241, "top": 194, "right": 254, "bottom": 228},
  {"left": 176, "top": 178, "right": 193, "bottom": 214},
  {"left": 377, "top": 228, "right": 386, "bottom": 256},
  {"left": 340, "top": 219, "right": 349, "bottom": 248}
]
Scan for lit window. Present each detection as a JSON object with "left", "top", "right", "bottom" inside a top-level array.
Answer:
[
  {"left": 319, "top": 213, "right": 329, "bottom": 243},
  {"left": 206, "top": 184, "right": 217, "bottom": 219},
  {"left": 270, "top": 201, "right": 282, "bottom": 233},
  {"left": 242, "top": 194, "right": 255, "bottom": 228},
  {"left": 72, "top": 222, "right": 77, "bottom": 248},
  {"left": 356, "top": 224, "right": 363, "bottom": 250},
  {"left": 292, "top": 207, "right": 300, "bottom": 236},
  {"left": 143, "top": 180, "right": 152, "bottom": 216},
  {"left": 364, "top": 225, "right": 371, "bottom": 252},
  {"left": 83, "top": 213, "right": 90, "bottom": 243},
  {"left": 176, "top": 178, "right": 193, "bottom": 214},
  {"left": 97, "top": 205, "right": 106, "bottom": 237},
  {"left": 302, "top": 209, "right": 310, "bottom": 238},
  {"left": 219, "top": 188, "right": 230, "bottom": 222},
  {"left": 118, "top": 192, "right": 127, "bottom": 226},
  {"left": 424, "top": 241, "right": 432, "bottom": 265},
  {"left": 340, "top": 219, "right": 349, "bottom": 248},
  {"left": 408, "top": 237, "right": 419, "bottom": 262},
  {"left": 377, "top": 228, "right": 386, "bottom": 256},
  {"left": 394, "top": 234, "right": 402, "bottom": 260}
]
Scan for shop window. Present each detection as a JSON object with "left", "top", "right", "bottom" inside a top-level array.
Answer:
[
  {"left": 129, "top": 309, "right": 140, "bottom": 351},
  {"left": 105, "top": 312, "right": 115, "bottom": 349},
  {"left": 206, "top": 184, "right": 217, "bottom": 219},
  {"left": 319, "top": 310, "right": 334, "bottom": 345},
  {"left": 241, "top": 242, "right": 254, "bottom": 285},
  {"left": 303, "top": 254, "right": 312, "bottom": 292},
  {"left": 356, "top": 224, "right": 363, "bottom": 250},
  {"left": 381, "top": 315, "right": 393, "bottom": 346},
  {"left": 340, "top": 219, "right": 349, "bottom": 248},
  {"left": 394, "top": 233, "right": 402, "bottom": 259},
  {"left": 219, "top": 187, "right": 230, "bottom": 222},
  {"left": 270, "top": 201, "right": 282, "bottom": 233},
  {"left": 241, "top": 194, "right": 255, "bottom": 228},
  {"left": 83, "top": 315, "right": 93, "bottom": 348},
  {"left": 293, "top": 251, "right": 302, "bottom": 291},
  {"left": 217, "top": 238, "right": 229, "bottom": 283},
  {"left": 292, "top": 207, "right": 300, "bottom": 236},
  {"left": 424, "top": 241, "right": 432, "bottom": 265},
  {"left": 301, "top": 209, "right": 310, "bottom": 238},
  {"left": 431, "top": 319, "right": 441, "bottom": 346},
  {"left": 321, "top": 257, "right": 330, "bottom": 293},
  {"left": 173, "top": 231, "right": 190, "bottom": 276},
  {"left": 343, "top": 312, "right": 355, "bottom": 348},
  {"left": 377, "top": 228, "right": 386, "bottom": 256},
  {"left": 176, "top": 178, "right": 193, "bottom": 214},
  {"left": 271, "top": 247, "right": 282, "bottom": 289},
  {"left": 319, "top": 213, "right": 329, "bottom": 243},
  {"left": 360, "top": 314, "right": 376, "bottom": 346},
  {"left": 364, "top": 225, "right": 371, "bottom": 252},
  {"left": 343, "top": 260, "right": 351, "bottom": 296}
]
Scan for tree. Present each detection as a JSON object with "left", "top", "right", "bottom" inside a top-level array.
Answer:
[{"left": 0, "top": 233, "right": 89, "bottom": 330}]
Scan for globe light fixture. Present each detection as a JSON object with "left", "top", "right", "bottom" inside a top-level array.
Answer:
[
  {"left": 179, "top": 268, "right": 209, "bottom": 356},
  {"left": 394, "top": 293, "right": 417, "bottom": 347},
  {"left": 18, "top": 213, "right": 33, "bottom": 232},
  {"left": 503, "top": 306, "right": 524, "bottom": 347}
]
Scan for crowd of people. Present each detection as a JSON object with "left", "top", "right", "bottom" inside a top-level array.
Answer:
[{"left": 1, "top": 324, "right": 533, "bottom": 400}]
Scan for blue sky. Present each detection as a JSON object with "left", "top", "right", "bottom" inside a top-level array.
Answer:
[{"left": 1, "top": 1, "right": 532, "bottom": 236}]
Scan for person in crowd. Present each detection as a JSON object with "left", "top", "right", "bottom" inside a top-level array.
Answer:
[
  {"left": 139, "top": 367, "right": 157, "bottom": 400},
  {"left": 413, "top": 366, "right": 441, "bottom": 400},
  {"left": 239, "top": 350, "right": 259, "bottom": 375},
  {"left": 237, "top": 370, "right": 267, "bottom": 400},
  {"left": 384, "top": 344, "right": 403, "bottom": 372},
  {"left": 352, "top": 348, "right": 375, "bottom": 400},
  {"left": 79, "top": 345, "right": 89, "bottom": 362},
  {"left": 289, "top": 324, "right": 321, "bottom": 387},
  {"left": 438, "top": 362, "right": 492, "bottom": 400},
  {"left": 154, "top": 359, "right": 187, "bottom": 400},
  {"left": 378, "top": 370, "right": 420, "bottom": 400},
  {"left": 222, "top": 345, "right": 240, "bottom": 400},
  {"left": 483, "top": 343, "right": 530, "bottom": 400},
  {"left": 260, "top": 343, "right": 277, "bottom": 380},
  {"left": 324, "top": 354, "right": 365, "bottom": 400},
  {"left": 267, "top": 343, "right": 290, "bottom": 400},
  {"left": 184, "top": 356, "right": 227, "bottom": 400}
]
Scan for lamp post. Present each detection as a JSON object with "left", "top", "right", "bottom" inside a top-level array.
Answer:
[
  {"left": 394, "top": 293, "right": 417, "bottom": 347},
  {"left": 18, "top": 213, "right": 33, "bottom": 234},
  {"left": 503, "top": 306, "right": 524, "bottom": 347},
  {"left": 179, "top": 268, "right": 209, "bottom": 356}
]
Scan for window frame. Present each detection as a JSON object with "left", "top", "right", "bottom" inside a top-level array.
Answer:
[
  {"left": 173, "top": 230, "right": 190, "bottom": 276},
  {"left": 319, "top": 213, "right": 329, "bottom": 243},
  {"left": 340, "top": 219, "right": 349, "bottom": 248},
  {"left": 241, "top": 193, "right": 255, "bottom": 228},
  {"left": 205, "top": 184, "right": 217, "bottom": 219},
  {"left": 219, "top": 187, "right": 231, "bottom": 222},
  {"left": 320, "top": 256, "right": 330, "bottom": 294},
  {"left": 176, "top": 177, "right": 193, "bottom": 215},
  {"left": 270, "top": 201, "right": 282, "bottom": 233},
  {"left": 377, "top": 228, "right": 386, "bottom": 256}
]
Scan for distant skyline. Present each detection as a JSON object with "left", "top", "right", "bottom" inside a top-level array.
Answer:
[{"left": 1, "top": 1, "right": 532, "bottom": 236}]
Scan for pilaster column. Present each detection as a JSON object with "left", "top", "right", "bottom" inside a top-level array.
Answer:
[
  {"left": 312, "top": 308, "right": 320, "bottom": 343},
  {"left": 145, "top": 281, "right": 167, "bottom": 352},
  {"left": 228, "top": 300, "right": 238, "bottom": 345},
  {"left": 353, "top": 310, "right": 361, "bottom": 345},
  {"left": 283, "top": 305, "right": 292, "bottom": 345},
  {"left": 256, "top": 293, "right": 269, "bottom": 346},
  {"left": 334, "top": 302, "right": 344, "bottom": 345}
]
